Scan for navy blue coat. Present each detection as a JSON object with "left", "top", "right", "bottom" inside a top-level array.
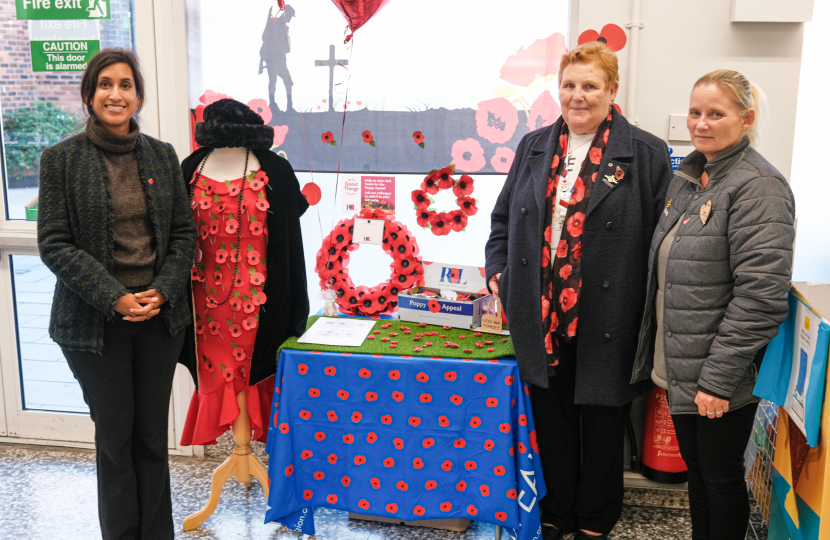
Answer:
[{"left": 485, "top": 109, "right": 672, "bottom": 406}]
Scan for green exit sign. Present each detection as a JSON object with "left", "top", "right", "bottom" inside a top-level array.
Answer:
[
  {"left": 16, "top": 0, "right": 110, "bottom": 20},
  {"left": 30, "top": 40, "right": 100, "bottom": 71}
]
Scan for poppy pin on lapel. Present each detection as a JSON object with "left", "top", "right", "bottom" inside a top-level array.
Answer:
[
  {"left": 148, "top": 178, "right": 154, "bottom": 185},
  {"left": 603, "top": 166, "right": 624, "bottom": 187},
  {"left": 700, "top": 200, "right": 712, "bottom": 224}
]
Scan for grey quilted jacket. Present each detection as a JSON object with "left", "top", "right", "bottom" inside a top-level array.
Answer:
[{"left": 631, "top": 138, "right": 795, "bottom": 414}]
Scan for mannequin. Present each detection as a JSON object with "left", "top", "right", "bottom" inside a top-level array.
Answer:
[
  {"left": 177, "top": 98, "right": 310, "bottom": 531},
  {"left": 197, "top": 147, "right": 260, "bottom": 181},
  {"left": 182, "top": 146, "right": 268, "bottom": 531}
]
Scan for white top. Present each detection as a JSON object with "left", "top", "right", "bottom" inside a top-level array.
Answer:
[{"left": 550, "top": 131, "right": 594, "bottom": 249}]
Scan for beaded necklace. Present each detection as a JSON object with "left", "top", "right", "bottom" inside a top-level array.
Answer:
[{"left": 189, "top": 148, "right": 249, "bottom": 307}]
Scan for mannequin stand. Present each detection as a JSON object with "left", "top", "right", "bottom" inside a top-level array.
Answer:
[{"left": 183, "top": 390, "right": 270, "bottom": 531}]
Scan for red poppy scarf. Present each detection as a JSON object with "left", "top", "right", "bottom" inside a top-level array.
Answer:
[{"left": 541, "top": 110, "right": 613, "bottom": 371}]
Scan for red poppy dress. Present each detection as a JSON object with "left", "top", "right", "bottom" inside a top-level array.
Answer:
[{"left": 180, "top": 168, "right": 274, "bottom": 446}]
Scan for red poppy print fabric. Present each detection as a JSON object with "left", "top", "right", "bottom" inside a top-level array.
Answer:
[
  {"left": 265, "top": 350, "right": 545, "bottom": 540},
  {"left": 541, "top": 112, "right": 613, "bottom": 369},
  {"left": 180, "top": 169, "right": 274, "bottom": 446}
]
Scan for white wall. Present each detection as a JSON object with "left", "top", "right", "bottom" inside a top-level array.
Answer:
[{"left": 576, "top": 0, "right": 807, "bottom": 180}]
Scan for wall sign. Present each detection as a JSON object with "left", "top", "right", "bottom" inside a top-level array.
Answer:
[
  {"left": 15, "top": 0, "right": 110, "bottom": 20},
  {"left": 29, "top": 39, "right": 100, "bottom": 71}
]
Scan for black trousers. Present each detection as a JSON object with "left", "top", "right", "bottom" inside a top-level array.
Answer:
[
  {"left": 672, "top": 402, "right": 758, "bottom": 540},
  {"left": 531, "top": 338, "right": 631, "bottom": 535},
  {"left": 63, "top": 316, "right": 183, "bottom": 540}
]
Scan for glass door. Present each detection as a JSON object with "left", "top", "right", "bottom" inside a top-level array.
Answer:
[{"left": 0, "top": 1, "right": 136, "bottom": 445}]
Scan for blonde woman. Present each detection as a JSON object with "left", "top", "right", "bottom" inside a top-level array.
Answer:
[{"left": 632, "top": 70, "right": 795, "bottom": 539}]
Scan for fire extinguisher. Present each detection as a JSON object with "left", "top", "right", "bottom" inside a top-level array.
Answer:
[{"left": 641, "top": 387, "right": 688, "bottom": 484}]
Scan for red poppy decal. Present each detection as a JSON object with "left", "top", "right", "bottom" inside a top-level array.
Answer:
[
  {"left": 451, "top": 138, "right": 486, "bottom": 172},
  {"left": 467, "top": 504, "right": 478, "bottom": 516},
  {"left": 314, "top": 431, "right": 325, "bottom": 441},
  {"left": 450, "top": 394, "right": 463, "bottom": 405},
  {"left": 341, "top": 475, "right": 351, "bottom": 487},
  {"left": 358, "top": 499, "right": 370, "bottom": 510},
  {"left": 303, "top": 489, "right": 313, "bottom": 500},
  {"left": 422, "top": 438, "right": 435, "bottom": 449},
  {"left": 361, "top": 130, "right": 376, "bottom": 147},
  {"left": 578, "top": 23, "right": 627, "bottom": 51},
  {"left": 425, "top": 480, "right": 437, "bottom": 490},
  {"left": 354, "top": 455, "right": 366, "bottom": 465},
  {"left": 367, "top": 432, "right": 378, "bottom": 443},
  {"left": 470, "top": 416, "right": 482, "bottom": 428},
  {"left": 413, "top": 131, "right": 425, "bottom": 148},
  {"left": 480, "top": 485, "right": 490, "bottom": 497},
  {"left": 416, "top": 372, "right": 429, "bottom": 382},
  {"left": 285, "top": 464, "right": 294, "bottom": 476},
  {"left": 343, "top": 434, "right": 354, "bottom": 444},
  {"left": 321, "top": 131, "right": 336, "bottom": 146},
  {"left": 475, "top": 98, "right": 519, "bottom": 144}
]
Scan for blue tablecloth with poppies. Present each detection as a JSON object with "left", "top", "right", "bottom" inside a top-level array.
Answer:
[{"left": 264, "top": 349, "right": 545, "bottom": 540}]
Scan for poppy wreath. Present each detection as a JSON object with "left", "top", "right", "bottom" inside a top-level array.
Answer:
[
  {"left": 411, "top": 165, "right": 478, "bottom": 236},
  {"left": 316, "top": 208, "right": 425, "bottom": 317}
]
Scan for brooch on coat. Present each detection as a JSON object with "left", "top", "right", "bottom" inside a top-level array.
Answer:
[
  {"left": 602, "top": 166, "right": 625, "bottom": 187},
  {"left": 700, "top": 200, "right": 713, "bottom": 225}
]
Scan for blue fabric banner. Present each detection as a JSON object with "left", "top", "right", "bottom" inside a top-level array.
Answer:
[{"left": 755, "top": 292, "right": 830, "bottom": 447}]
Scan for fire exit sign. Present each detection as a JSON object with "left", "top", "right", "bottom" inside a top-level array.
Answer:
[{"left": 16, "top": 0, "right": 110, "bottom": 20}]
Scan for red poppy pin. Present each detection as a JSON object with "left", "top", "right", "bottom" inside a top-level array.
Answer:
[{"left": 148, "top": 178, "right": 154, "bottom": 184}]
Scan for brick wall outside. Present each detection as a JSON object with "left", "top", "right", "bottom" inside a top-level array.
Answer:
[{"left": 0, "top": 0, "right": 135, "bottom": 116}]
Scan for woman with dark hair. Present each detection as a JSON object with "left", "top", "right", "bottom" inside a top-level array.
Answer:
[{"left": 37, "top": 48, "right": 195, "bottom": 539}]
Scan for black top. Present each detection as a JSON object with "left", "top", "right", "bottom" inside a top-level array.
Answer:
[{"left": 179, "top": 148, "right": 310, "bottom": 387}]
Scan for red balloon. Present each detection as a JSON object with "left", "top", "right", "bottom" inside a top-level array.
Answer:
[{"left": 330, "top": 0, "right": 394, "bottom": 38}]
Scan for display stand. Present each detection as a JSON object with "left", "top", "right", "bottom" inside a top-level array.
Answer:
[{"left": 183, "top": 390, "right": 270, "bottom": 531}]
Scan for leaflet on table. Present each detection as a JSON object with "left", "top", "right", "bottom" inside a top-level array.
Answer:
[{"left": 296, "top": 317, "right": 377, "bottom": 347}]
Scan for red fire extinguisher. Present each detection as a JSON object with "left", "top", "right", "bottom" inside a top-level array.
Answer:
[{"left": 641, "top": 387, "right": 688, "bottom": 484}]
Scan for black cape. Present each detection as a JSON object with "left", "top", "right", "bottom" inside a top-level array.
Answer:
[{"left": 179, "top": 148, "right": 310, "bottom": 388}]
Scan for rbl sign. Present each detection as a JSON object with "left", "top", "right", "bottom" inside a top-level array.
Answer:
[{"left": 439, "top": 267, "right": 466, "bottom": 285}]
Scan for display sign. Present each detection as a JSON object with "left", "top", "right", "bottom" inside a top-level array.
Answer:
[
  {"left": 29, "top": 39, "right": 99, "bottom": 71},
  {"left": 342, "top": 175, "right": 395, "bottom": 214},
  {"left": 15, "top": 0, "right": 110, "bottom": 20}
]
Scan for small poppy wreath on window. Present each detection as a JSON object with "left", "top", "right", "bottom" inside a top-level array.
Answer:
[
  {"left": 411, "top": 165, "right": 478, "bottom": 236},
  {"left": 316, "top": 208, "right": 424, "bottom": 317}
]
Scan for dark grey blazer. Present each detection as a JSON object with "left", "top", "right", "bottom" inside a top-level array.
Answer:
[
  {"left": 485, "top": 109, "right": 672, "bottom": 406},
  {"left": 38, "top": 131, "right": 196, "bottom": 353}
]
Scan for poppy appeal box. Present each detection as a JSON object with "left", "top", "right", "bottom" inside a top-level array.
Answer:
[{"left": 397, "top": 262, "right": 497, "bottom": 330}]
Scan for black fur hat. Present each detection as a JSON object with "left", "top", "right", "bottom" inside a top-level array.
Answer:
[{"left": 195, "top": 98, "right": 274, "bottom": 150}]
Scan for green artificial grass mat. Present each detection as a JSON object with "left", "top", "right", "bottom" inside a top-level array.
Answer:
[{"left": 280, "top": 316, "right": 515, "bottom": 359}]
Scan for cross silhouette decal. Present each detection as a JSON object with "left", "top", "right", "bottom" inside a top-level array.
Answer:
[{"left": 315, "top": 45, "right": 348, "bottom": 112}]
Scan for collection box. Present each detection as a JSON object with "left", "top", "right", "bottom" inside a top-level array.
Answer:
[{"left": 397, "top": 261, "right": 503, "bottom": 332}]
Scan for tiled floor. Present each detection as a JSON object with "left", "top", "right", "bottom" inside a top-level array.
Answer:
[
  {"left": 10, "top": 254, "right": 88, "bottom": 413},
  {"left": 0, "top": 442, "right": 767, "bottom": 540}
]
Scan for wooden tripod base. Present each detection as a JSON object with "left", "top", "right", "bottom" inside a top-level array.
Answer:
[{"left": 183, "top": 389, "right": 270, "bottom": 531}]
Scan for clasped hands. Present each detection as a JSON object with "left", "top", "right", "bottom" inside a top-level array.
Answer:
[{"left": 115, "top": 289, "right": 167, "bottom": 322}]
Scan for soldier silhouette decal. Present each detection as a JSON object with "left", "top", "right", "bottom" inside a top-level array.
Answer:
[{"left": 260, "top": 5, "right": 295, "bottom": 113}]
